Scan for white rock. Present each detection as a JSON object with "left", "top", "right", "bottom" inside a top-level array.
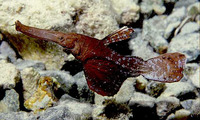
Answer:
[
  {"left": 0, "top": 60, "right": 20, "bottom": 89},
  {"left": 0, "top": 54, "right": 8, "bottom": 61},
  {"left": 153, "top": 4, "right": 166, "bottom": 15},
  {"left": 166, "top": 7, "right": 186, "bottom": 23},
  {"left": 179, "top": 22, "right": 200, "bottom": 35},
  {"left": 168, "top": 33, "right": 199, "bottom": 62},
  {"left": 156, "top": 96, "right": 180, "bottom": 118},
  {"left": 174, "top": 0, "right": 197, "bottom": 8},
  {"left": 164, "top": 21, "right": 181, "bottom": 39},
  {"left": 20, "top": 67, "right": 40, "bottom": 100},
  {"left": 0, "top": 41, "right": 16, "bottom": 63},
  {"left": 114, "top": 78, "right": 135, "bottom": 103},
  {"left": 110, "top": 0, "right": 140, "bottom": 24},
  {"left": 190, "top": 98, "right": 200, "bottom": 115},
  {"left": 181, "top": 99, "right": 195, "bottom": 111},
  {"left": 140, "top": 0, "right": 165, "bottom": 15},
  {"left": 59, "top": 99, "right": 93, "bottom": 118},
  {"left": 174, "top": 109, "right": 191, "bottom": 120},
  {"left": 129, "top": 92, "right": 156, "bottom": 108},
  {"left": 0, "top": 89, "right": 19, "bottom": 113},
  {"left": 185, "top": 63, "right": 200, "bottom": 88},
  {"left": 160, "top": 82, "right": 195, "bottom": 98},
  {"left": 149, "top": 35, "right": 169, "bottom": 53},
  {"left": 75, "top": 0, "right": 119, "bottom": 39},
  {"left": 0, "top": 111, "right": 36, "bottom": 120},
  {"left": 94, "top": 93, "right": 111, "bottom": 105},
  {"left": 190, "top": 66, "right": 200, "bottom": 88}
]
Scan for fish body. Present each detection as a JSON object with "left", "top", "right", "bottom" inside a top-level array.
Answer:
[{"left": 15, "top": 21, "right": 186, "bottom": 96}]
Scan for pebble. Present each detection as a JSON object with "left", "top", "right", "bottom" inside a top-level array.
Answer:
[
  {"left": 0, "top": 41, "right": 17, "bottom": 63},
  {"left": 156, "top": 96, "right": 180, "bottom": 118},
  {"left": 0, "top": 89, "right": 19, "bottom": 113},
  {"left": 0, "top": 111, "right": 36, "bottom": 120},
  {"left": 24, "top": 76, "right": 60, "bottom": 112},
  {"left": 184, "top": 63, "right": 200, "bottom": 88},
  {"left": 179, "top": 22, "right": 200, "bottom": 35},
  {"left": 114, "top": 78, "right": 135, "bottom": 103},
  {"left": 167, "top": 109, "right": 191, "bottom": 120},
  {"left": 181, "top": 99, "right": 195, "bottom": 111},
  {"left": 0, "top": 60, "right": 20, "bottom": 89},
  {"left": 168, "top": 33, "right": 200, "bottom": 62},
  {"left": 160, "top": 82, "right": 195, "bottom": 98},
  {"left": 20, "top": 67, "right": 41, "bottom": 100},
  {"left": 129, "top": 92, "right": 156, "bottom": 108},
  {"left": 0, "top": 54, "right": 8, "bottom": 61},
  {"left": 134, "top": 76, "right": 148, "bottom": 92}
]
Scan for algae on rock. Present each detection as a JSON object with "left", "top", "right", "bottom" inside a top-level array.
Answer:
[{"left": 24, "top": 76, "right": 60, "bottom": 112}]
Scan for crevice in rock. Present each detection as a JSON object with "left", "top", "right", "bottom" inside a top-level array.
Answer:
[
  {"left": 148, "top": 11, "right": 157, "bottom": 19},
  {"left": 68, "top": 83, "right": 80, "bottom": 99},
  {"left": 161, "top": 105, "right": 183, "bottom": 120},
  {"left": 54, "top": 88, "right": 65, "bottom": 100},
  {"left": 130, "top": 105, "right": 159, "bottom": 120},
  {"left": 187, "top": 55, "right": 200, "bottom": 64},
  {"left": 3, "top": 33, "right": 22, "bottom": 60},
  {"left": 177, "top": 91, "right": 197, "bottom": 101},
  {"left": 61, "top": 60, "right": 83, "bottom": 76},
  {"left": 166, "top": 28, "right": 176, "bottom": 43},
  {"left": 14, "top": 79, "right": 31, "bottom": 112},
  {"left": 0, "top": 87, "right": 6, "bottom": 100},
  {"left": 163, "top": 2, "right": 175, "bottom": 15},
  {"left": 102, "top": 100, "right": 130, "bottom": 119}
]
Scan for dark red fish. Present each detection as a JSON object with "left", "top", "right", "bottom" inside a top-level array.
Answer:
[{"left": 15, "top": 21, "right": 186, "bottom": 96}]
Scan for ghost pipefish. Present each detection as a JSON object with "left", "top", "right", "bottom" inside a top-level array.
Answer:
[{"left": 15, "top": 20, "right": 186, "bottom": 96}]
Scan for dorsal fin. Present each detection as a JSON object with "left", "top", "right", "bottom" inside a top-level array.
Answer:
[{"left": 102, "top": 26, "right": 134, "bottom": 46}]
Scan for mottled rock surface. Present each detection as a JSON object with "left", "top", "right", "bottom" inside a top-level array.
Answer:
[
  {"left": 129, "top": 92, "right": 156, "bottom": 108},
  {"left": 156, "top": 96, "right": 180, "bottom": 119},
  {"left": 20, "top": 67, "right": 40, "bottom": 100},
  {"left": 160, "top": 82, "right": 195, "bottom": 98},
  {"left": 0, "top": 41, "right": 17, "bottom": 62},
  {"left": 0, "top": 89, "right": 20, "bottom": 113},
  {"left": 168, "top": 33, "right": 200, "bottom": 62},
  {"left": 14, "top": 59, "right": 46, "bottom": 71},
  {"left": 0, "top": 60, "right": 20, "bottom": 89},
  {"left": 24, "top": 76, "right": 60, "bottom": 112}
]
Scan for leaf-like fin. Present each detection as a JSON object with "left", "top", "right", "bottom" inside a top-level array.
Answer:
[
  {"left": 83, "top": 59, "right": 128, "bottom": 96},
  {"left": 142, "top": 53, "right": 186, "bottom": 82}
]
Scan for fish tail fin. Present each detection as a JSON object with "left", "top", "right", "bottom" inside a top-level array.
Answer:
[{"left": 141, "top": 53, "right": 186, "bottom": 82}]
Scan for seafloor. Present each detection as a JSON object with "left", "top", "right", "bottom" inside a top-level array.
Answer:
[{"left": 0, "top": 0, "right": 199, "bottom": 120}]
